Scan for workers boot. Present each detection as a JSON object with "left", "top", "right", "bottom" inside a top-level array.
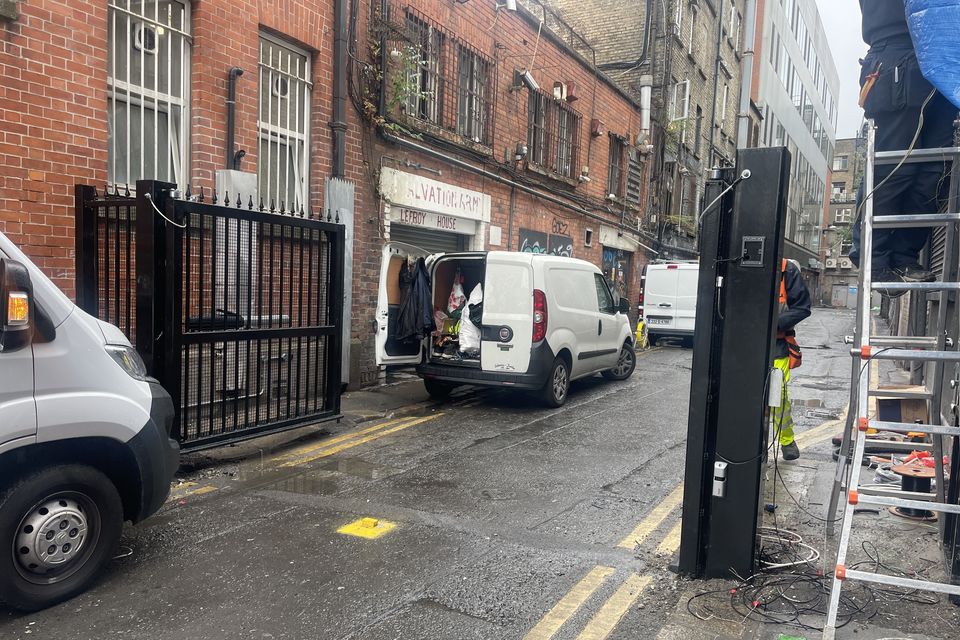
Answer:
[
  {"left": 893, "top": 263, "right": 935, "bottom": 282},
  {"left": 872, "top": 268, "right": 907, "bottom": 298},
  {"left": 782, "top": 441, "right": 800, "bottom": 461}
]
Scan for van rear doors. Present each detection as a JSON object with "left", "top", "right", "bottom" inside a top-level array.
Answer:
[
  {"left": 480, "top": 252, "right": 533, "bottom": 374},
  {"left": 643, "top": 262, "right": 699, "bottom": 336},
  {"left": 374, "top": 244, "right": 428, "bottom": 366}
]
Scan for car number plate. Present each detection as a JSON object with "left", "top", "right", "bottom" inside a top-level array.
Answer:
[{"left": 647, "top": 317, "right": 671, "bottom": 325}]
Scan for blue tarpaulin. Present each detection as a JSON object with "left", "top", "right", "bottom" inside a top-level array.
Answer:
[{"left": 906, "top": 0, "right": 960, "bottom": 110}]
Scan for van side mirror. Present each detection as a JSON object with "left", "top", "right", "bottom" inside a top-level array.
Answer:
[
  {"left": 0, "top": 258, "right": 34, "bottom": 353},
  {"left": 618, "top": 298, "right": 630, "bottom": 315}
]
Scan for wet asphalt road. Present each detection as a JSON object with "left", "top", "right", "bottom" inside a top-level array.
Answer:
[{"left": 0, "top": 308, "right": 855, "bottom": 640}]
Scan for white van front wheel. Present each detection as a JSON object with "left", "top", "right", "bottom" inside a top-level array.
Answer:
[
  {"left": 603, "top": 344, "right": 637, "bottom": 381},
  {"left": 0, "top": 465, "right": 123, "bottom": 611}
]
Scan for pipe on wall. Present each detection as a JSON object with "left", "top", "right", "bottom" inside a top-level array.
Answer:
[
  {"left": 332, "top": 0, "right": 349, "bottom": 177},
  {"left": 736, "top": 0, "right": 758, "bottom": 147},
  {"left": 226, "top": 67, "right": 243, "bottom": 170}
]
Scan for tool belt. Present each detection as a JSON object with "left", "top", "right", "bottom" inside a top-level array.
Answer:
[{"left": 777, "top": 329, "right": 802, "bottom": 369}]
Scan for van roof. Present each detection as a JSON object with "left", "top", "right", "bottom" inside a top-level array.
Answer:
[
  {"left": 440, "top": 250, "right": 599, "bottom": 271},
  {"left": 646, "top": 261, "right": 699, "bottom": 270}
]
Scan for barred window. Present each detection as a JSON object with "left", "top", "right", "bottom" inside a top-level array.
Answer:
[
  {"left": 625, "top": 148, "right": 644, "bottom": 207},
  {"left": 527, "top": 90, "right": 581, "bottom": 179},
  {"left": 258, "top": 34, "right": 312, "bottom": 215},
  {"left": 404, "top": 12, "right": 443, "bottom": 125},
  {"left": 456, "top": 46, "right": 489, "bottom": 143},
  {"left": 108, "top": 0, "right": 191, "bottom": 188},
  {"left": 607, "top": 135, "right": 626, "bottom": 198}
]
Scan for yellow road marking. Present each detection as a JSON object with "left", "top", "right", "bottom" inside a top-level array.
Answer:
[
  {"left": 616, "top": 483, "right": 684, "bottom": 549},
  {"left": 523, "top": 566, "right": 616, "bottom": 640},
  {"left": 575, "top": 574, "right": 653, "bottom": 640},
  {"left": 184, "top": 485, "right": 217, "bottom": 497},
  {"left": 278, "top": 414, "right": 443, "bottom": 468},
  {"left": 655, "top": 521, "right": 682, "bottom": 555},
  {"left": 337, "top": 517, "right": 397, "bottom": 539},
  {"left": 273, "top": 416, "right": 417, "bottom": 461}
]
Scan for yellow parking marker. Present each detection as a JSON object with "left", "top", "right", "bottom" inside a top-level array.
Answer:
[
  {"left": 273, "top": 416, "right": 416, "bottom": 461},
  {"left": 655, "top": 521, "right": 682, "bottom": 555},
  {"left": 278, "top": 414, "right": 443, "bottom": 468},
  {"left": 616, "top": 483, "right": 684, "bottom": 549},
  {"left": 337, "top": 517, "right": 396, "bottom": 539},
  {"left": 523, "top": 566, "right": 616, "bottom": 640},
  {"left": 575, "top": 574, "right": 653, "bottom": 640}
]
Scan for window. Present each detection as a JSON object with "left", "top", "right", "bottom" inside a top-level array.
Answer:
[
  {"left": 673, "top": 0, "right": 684, "bottom": 33},
  {"left": 832, "top": 181, "right": 846, "bottom": 199},
  {"left": 717, "top": 84, "right": 729, "bottom": 128},
  {"left": 670, "top": 80, "right": 690, "bottom": 122},
  {"left": 107, "top": 0, "right": 191, "bottom": 188},
  {"left": 527, "top": 89, "right": 581, "bottom": 179},
  {"left": 258, "top": 34, "right": 312, "bottom": 215},
  {"left": 835, "top": 208, "right": 852, "bottom": 224},
  {"left": 625, "top": 148, "right": 645, "bottom": 207},
  {"left": 607, "top": 134, "right": 626, "bottom": 198},
  {"left": 694, "top": 105, "right": 703, "bottom": 156},
  {"left": 404, "top": 12, "right": 443, "bottom": 125},
  {"left": 732, "top": 12, "right": 742, "bottom": 52},
  {"left": 833, "top": 155, "right": 848, "bottom": 171},
  {"left": 594, "top": 273, "right": 616, "bottom": 313},
  {"left": 456, "top": 46, "right": 490, "bottom": 143}
]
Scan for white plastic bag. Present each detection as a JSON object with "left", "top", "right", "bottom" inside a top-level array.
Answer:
[
  {"left": 447, "top": 280, "right": 465, "bottom": 314},
  {"left": 458, "top": 283, "right": 483, "bottom": 353}
]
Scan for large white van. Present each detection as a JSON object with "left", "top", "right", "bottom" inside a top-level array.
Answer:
[
  {"left": 376, "top": 248, "right": 636, "bottom": 406},
  {"left": 640, "top": 261, "right": 699, "bottom": 344},
  {"left": 0, "top": 232, "right": 179, "bottom": 610}
]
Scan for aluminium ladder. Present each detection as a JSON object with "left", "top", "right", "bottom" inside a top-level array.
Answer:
[{"left": 822, "top": 122, "right": 960, "bottom": 640}]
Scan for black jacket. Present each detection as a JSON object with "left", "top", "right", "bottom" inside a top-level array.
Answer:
[
  {"left": 861, "top": 0, "right": 911, "bottom": 46},
  {"left": 776, "top": 261, "right": 812, "bottom": 359},
  {"left": 396, "top": 258, "right": 435, "bottom": 342}
]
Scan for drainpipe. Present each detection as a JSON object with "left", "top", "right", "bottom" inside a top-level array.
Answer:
[
  {"left": 331, "top": 0, "right": 348, "bottom": 177},
  {"left": 226, "top": 67, "right": 244, "bottom": 170},
  {"left": 736, "top": 0, "right": 757, "bottom": 147},
  {"left": 707, "top": 0, "right": 725, "bottom": 165}
]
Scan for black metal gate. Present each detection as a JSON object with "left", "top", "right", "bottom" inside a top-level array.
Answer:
[{"left": 75, "top": 180, "right": 344, "bottom": 451}]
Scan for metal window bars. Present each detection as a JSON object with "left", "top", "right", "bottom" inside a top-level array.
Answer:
[
  {"left": 107, "top": 0, "right": 191, "bottom": 189},
  {"left": 258, "top": 34, "right": 312, "bottom": 217},
  {"left": 526, "top": 88, "right": 582, "bottom": 179}
]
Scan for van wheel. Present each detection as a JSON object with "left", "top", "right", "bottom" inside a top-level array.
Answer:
[
  {"left": 0, "top": 465, "right": 123, "bottom": 611},
  {"left": 541, "top": 357, "right": 570, "bottom": 407},
  {"left": 603, "top": 344, "right": 636, "bottom": 381},
  {"left": 424, "top": 379, "right": 455, "bottom": 399}
]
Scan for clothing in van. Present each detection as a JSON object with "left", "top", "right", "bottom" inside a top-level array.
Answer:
[
  {"left": 851, "top": 0, "right": 955, "bottom": 272},
  {"left": 773, "top": 260, "right": 811, "bottom": 449},
  {"left": 397, "top": 257, "right": 435, "bottom": 342}
]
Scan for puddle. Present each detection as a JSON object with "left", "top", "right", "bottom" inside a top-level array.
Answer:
[{"left": 317, "top": 457, "right": 401, "bottom": 480}]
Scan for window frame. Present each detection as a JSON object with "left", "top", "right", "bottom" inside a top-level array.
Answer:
[
  {"left": 594, "top": 273, "right": 616, "bottom": 315},
  {"left": 832, "top": 155, "right": 848, "bottom": 171},
  {"left": 526, "top": 88, "right": 581, "bottom": 179},
  {"left": 607, "top": 134, "right": 627, "bottom": 199}
]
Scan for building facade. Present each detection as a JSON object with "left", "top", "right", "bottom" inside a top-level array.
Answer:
[
  {"left": 1, "top": 0, "right": 654, "bottom": 388},
  {"left": 550, "top": 0, "right": 747, "bottom": 259},
  {"left": 749, "top": 0, "right": 839, "bottom": 296},
  {"left": 821, "top": 135, "right": 863, "bottom": 307}
]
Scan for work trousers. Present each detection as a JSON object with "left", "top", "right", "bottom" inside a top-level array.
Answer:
[
  {"left": 772, "top": 356, "right": 795, "bottom": 447},
  {"left": 851, "top": 41, "right": 957, "bottom": 270}
]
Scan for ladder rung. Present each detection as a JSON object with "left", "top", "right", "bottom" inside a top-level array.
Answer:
[
  {"left": 870, "top": 420, "right": 960, "bottom": 437},
  {"left": 871, "top": 213, "right": 960, "bottom": 228},
  {"left": 867, "top": 336, "right": 943, "bottom": 348},
  {"left": 868, "top": 388, "right": 934, "bottom": 400},
  {"left": 865, "top": 349, "right": 960, "bottom": 363},
  {"left": 874, "top": 146, "right": 960, "bottom": 164},
  {"left": 856, "top": 494, "right": 960, "bottom": 515},
  {"left": 862, "top": 439, "right": 933, "bottom": 452},
  {"left": 843, "top": 569, "right": 960, "bottom": 596},
  {"left": 871, "top": 282, "right": 960, "bottom": 292},
  {"left": 858, "top": 485, "right": 936, "bottom": 501}
]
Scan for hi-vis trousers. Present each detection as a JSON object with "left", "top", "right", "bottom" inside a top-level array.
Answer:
[{"left": 772, "top": 356, "right": 796, "bottom": 446}]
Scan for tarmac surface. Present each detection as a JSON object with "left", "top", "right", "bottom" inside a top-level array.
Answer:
[{"left": 2, "top": 307, "right": 958, "bottom": 639}]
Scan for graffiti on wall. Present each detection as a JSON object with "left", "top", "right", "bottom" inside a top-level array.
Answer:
[
  {"left": 519, "top": 228, "right": 574, "bottom": 257},
  {"left": 548, "top": 235, "right": 573, "bottom": 257}
]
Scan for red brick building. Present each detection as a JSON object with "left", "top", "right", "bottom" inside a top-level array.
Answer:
[{"left": 0, "top": 0, "right": 653, "bottom": 388}]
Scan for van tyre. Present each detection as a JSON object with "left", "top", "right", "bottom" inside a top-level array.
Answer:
[
  {"left": 603, "top": 344, "right": 636, "bottom": 381},
  {"left": 0, "top": 465, "right": 123, "bottom": 611},
  {"left": 541, "top": 357, "right": 570, "bottom": 407},
  {"left": 424, "top": 379, "right": 455, "bottom": 399}
]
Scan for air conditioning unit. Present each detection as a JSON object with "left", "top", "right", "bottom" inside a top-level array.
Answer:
[
  {"left": 839, "top": 258, "right": 853, "bottom": 269},
  {"left": 825, "top": 258, "right": 837, "bottom": 269}
]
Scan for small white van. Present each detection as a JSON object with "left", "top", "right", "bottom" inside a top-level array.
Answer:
[
  {"left": 376, "top": 248, "right": 636, "bottom": 406},
  {"left": 639, "top": 261, "right": 699, "bottom": 344},
  {"left": 0, "top": 232, "right": 179, "bottom": 610}
]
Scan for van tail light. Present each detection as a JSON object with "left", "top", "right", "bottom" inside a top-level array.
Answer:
[
  {"left": 532, "top": 289, "right": 547, "bottom": 342},
  {"left": 6, "top": 292, "right": 29, "bottom": 326},
  {"left": 666, "top": 264, "right": 679, "bottom": 269}
]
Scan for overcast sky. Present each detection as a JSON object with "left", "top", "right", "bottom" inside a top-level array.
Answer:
[{"left": 814, "top": 0, "right": 868, "bottom": 140}]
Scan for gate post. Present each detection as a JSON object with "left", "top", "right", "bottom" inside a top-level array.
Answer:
[
  {"left": 326, "top": 226, "right": 344, "bottom": 412},
  {"left": 134, "top": 180, "right": 175, "bottom": 376},
  {"left": 161, "top": 190, "right": 184, "bottom": 440},
  {"left": 74, "top": 184, "right": 99, "bottom": 315}
]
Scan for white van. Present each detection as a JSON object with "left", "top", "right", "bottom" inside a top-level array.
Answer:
[
  {"left": 640, "top": 261, "right": 699, "bottom": 344},
  {"left": 376, "top": 248, "right": 636, "bottom": 406},
  {"left": 0, "top": 233, "right": 178, "bottom": 610}
]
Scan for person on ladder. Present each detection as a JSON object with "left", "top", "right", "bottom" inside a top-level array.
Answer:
[
  {"left": 851, "top": 0, "right": 956, "bottom": 292},
  {"left": 774, "top": 259, "right": 811, "bottom": 461}
]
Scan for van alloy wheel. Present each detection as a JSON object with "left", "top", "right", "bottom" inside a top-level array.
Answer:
[
  {"left": 13, "top": 492, "right": 100, "bottom": 585},
  {"left": 603, "top": 344, "right": 637, "bottom": 381},
  {"left": 552, "top": 365, "right": 568, "bottom": 402}
]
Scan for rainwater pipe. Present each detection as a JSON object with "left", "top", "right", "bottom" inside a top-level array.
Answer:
[
  {"left": 226, "top": 67, "right": 244, "bottom": 170},
  {"left": 332, "top": 0, "right": 348, "bottom": 177},
  {"left": 736, "top": 0, "right": 757, "bottom": 148}
]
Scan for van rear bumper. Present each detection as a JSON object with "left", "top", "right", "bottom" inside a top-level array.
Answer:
[
  {"left": 126, "top": 381, "right": 180, "bottom": 522},
  {"left": 417, "top": 341, "right": 555, "bottom": 390}
]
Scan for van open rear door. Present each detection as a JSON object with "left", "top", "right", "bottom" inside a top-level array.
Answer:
[
  {"left": 375, "top": 243, "right": 430, "bottom": 366},
  {"left": 480, "top": 253, "right": 533, "bottom": 374}
]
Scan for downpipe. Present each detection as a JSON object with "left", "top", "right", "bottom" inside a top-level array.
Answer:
[
  {"left": 226, "top": 67, "right": 244, "bottom": 170},
  {"left": 331, "top": 0, "right": 349, "bottom": 177}
]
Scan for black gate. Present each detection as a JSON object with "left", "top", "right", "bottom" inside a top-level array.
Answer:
[{"left": 76, "top": 180, "right": 344, "bottom": 451}]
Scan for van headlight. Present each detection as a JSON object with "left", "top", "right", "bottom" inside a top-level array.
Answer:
[{"left": 105, "top": 345, "right": 148, "bottom": 381}]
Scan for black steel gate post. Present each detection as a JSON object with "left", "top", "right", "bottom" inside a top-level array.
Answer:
[
  {"left": 74, "top": 184, "right": 99, "bottom": 315},
  {"left": 326, "top": 227, "right": 344, "bottom": 411},
  {"left": 134, "top": 180, "right": 175, "bottom": 377},
  {"left": 162, "top": 191, "right": 185, "bottom": 441}
]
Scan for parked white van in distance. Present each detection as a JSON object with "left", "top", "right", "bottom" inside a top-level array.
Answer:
[
  {"left": 0, "top": 232, "right": 179, "bottom": 611},
  {"left": 376, "top": 249, "right": 636, "bottom": 406},
  {"left": 639, "top": 261, "right": 699, "bottom": 345}
]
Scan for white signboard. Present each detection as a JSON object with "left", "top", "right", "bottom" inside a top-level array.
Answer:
[
  {"left": 380, "top": 167, "right": 491, "bottom": 222},
  {"left": 391, "top": 207, "right": 477, "bottom": 236}
]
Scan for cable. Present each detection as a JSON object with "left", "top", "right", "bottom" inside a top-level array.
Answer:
[
  {"left": 143, "top": 192, "right": 187, "bottom": 228},
  {"left": 696, "top": 169, "right": 753, "bottom": 227}
]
